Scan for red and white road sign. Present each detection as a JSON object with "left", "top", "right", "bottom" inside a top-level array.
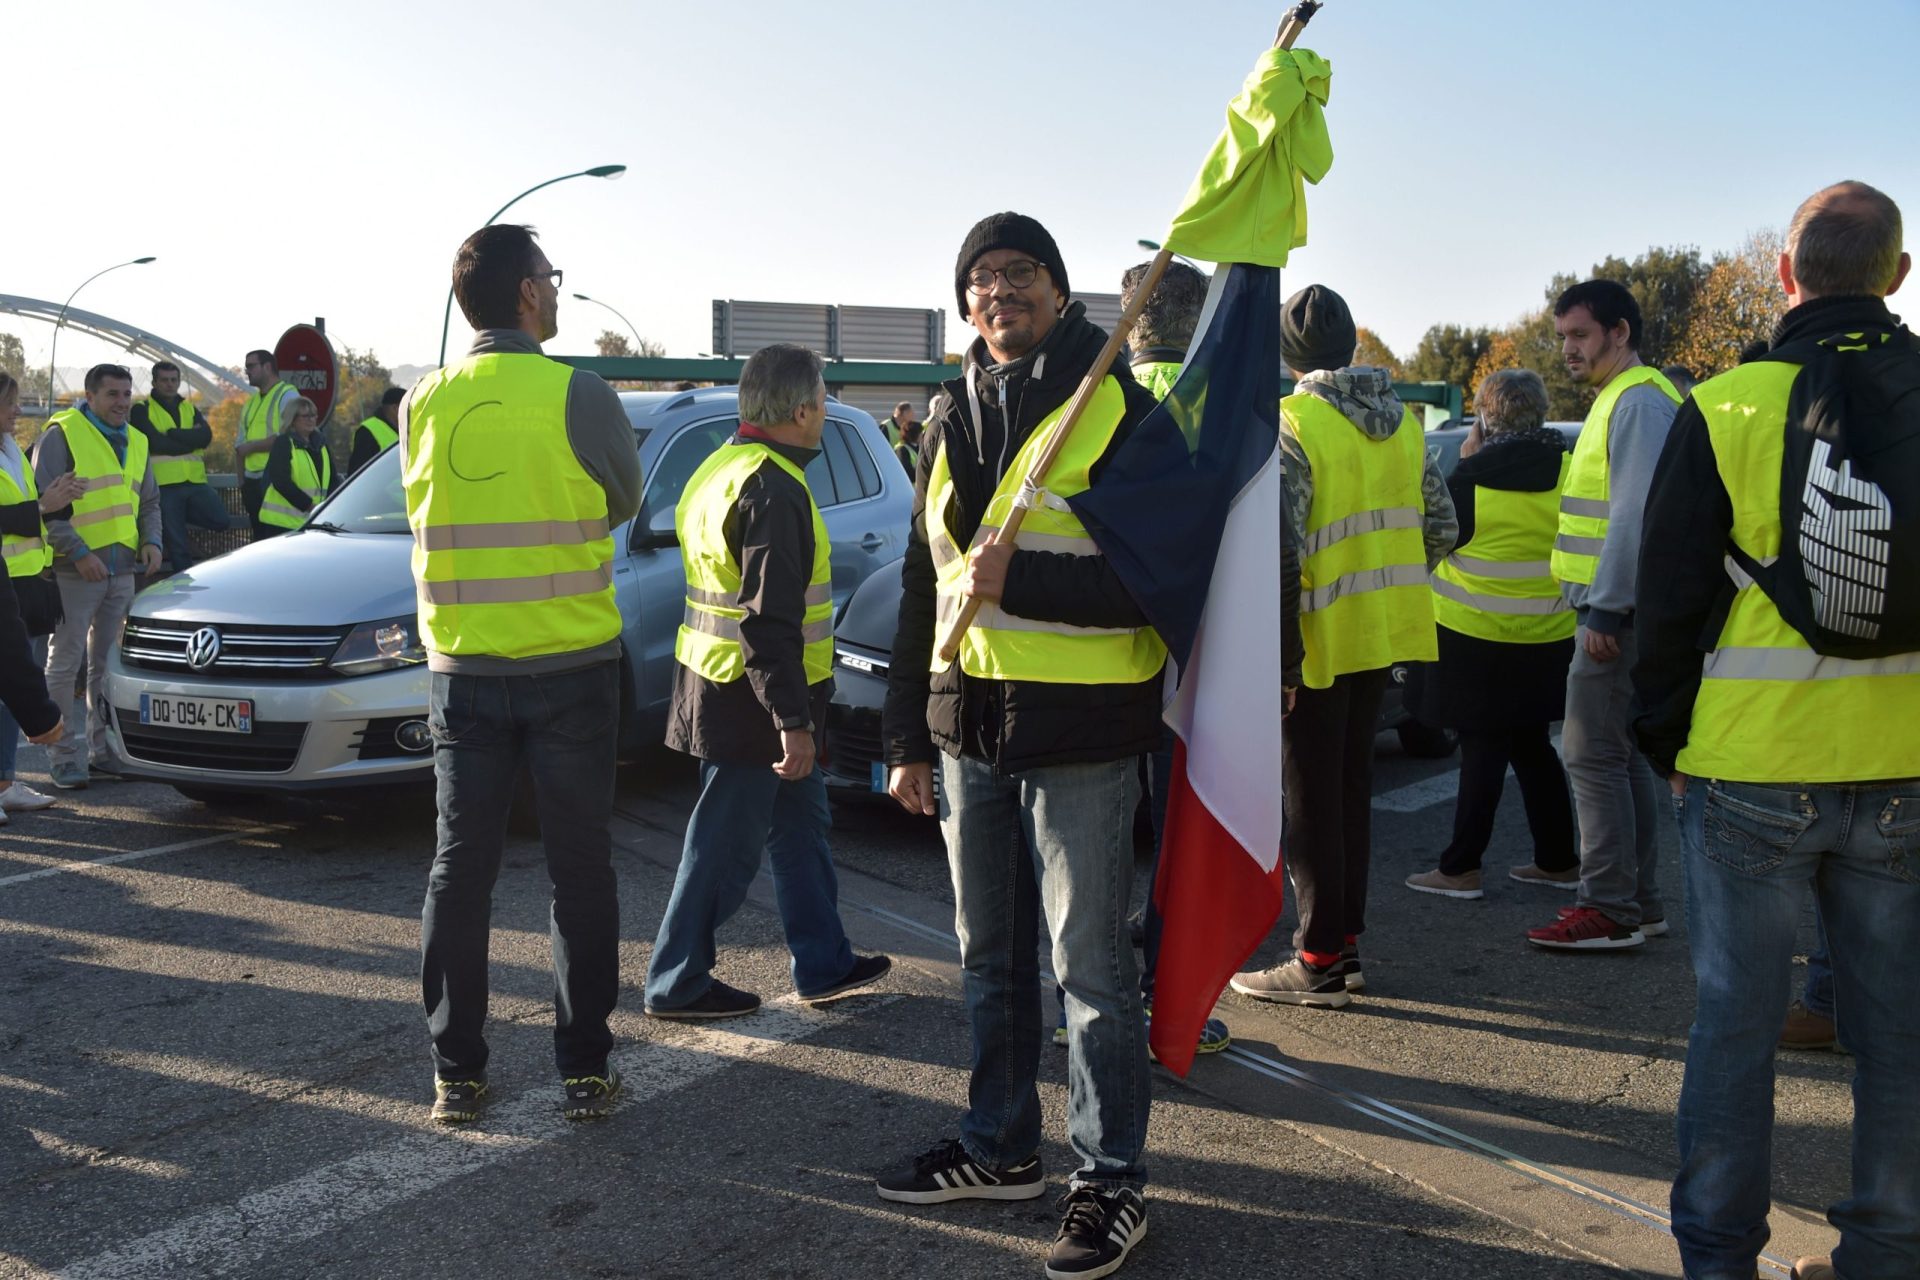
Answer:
[{"left": 273, "top": 324, "right": 338, "bottom": 425}]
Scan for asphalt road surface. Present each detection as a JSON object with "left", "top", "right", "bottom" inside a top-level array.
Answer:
[{"left": 0, "top": 734, "right": 1851, "bottom": 1279}]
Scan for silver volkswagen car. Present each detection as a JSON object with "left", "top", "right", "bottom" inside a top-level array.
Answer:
[{"left": 103, "top": 388, "right": 911, "bottom": 803}]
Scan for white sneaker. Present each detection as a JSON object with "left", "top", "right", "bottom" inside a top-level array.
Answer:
[{"left": 0, "top": 783, "right": 58, "bottom": 812}]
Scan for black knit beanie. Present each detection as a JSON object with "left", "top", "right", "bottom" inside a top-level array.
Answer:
[
  {"left": 1281, "top": 284, "right": 1358, "bottom": 374},
  {"left": 954, "top": 212, "right": 1070, "bottom": 313}
]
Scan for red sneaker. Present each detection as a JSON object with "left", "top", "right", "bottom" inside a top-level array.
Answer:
[{"left": 1527, "top": 906, "right": 1644, "bottom": 950}]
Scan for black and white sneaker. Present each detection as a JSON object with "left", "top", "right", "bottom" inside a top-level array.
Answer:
[
  {"left": 875, "top": 1138, "right": 1045, "bottom": 1204},
  {"left": 1046, "top": 1185, "right": 1147, "bottom": 1279},
  {"left": 561, "top": 1065, "right": 621, "bottom": 1119}
]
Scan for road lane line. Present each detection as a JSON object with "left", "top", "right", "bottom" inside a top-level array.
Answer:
[
  {"left": 834, "top": 892, "right": 1800, "bottom": 1279},
  {"left": 53, "top": 996, "right": 882, "bottom": 1280},
  {"left": 1372, "top": 771, "right": 1463, "bottom": 813},
  {"left": 0, "top": 826, "right": 286, "bottom": 890}
]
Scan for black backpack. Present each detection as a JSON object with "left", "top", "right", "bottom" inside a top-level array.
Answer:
[{"left": 1729, "top": 326, "right": 1920, "bottom": 658}]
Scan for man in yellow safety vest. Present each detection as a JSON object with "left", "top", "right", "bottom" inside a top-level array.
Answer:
[
  {"left": 1633, "top": 180, "right": 1918, "bottom": 1280},
  {"left": 235, "top": 349, "right": 297, "bottom": 539},
  {"left": 130, "top": 360, "right": 233, "bottom": 571},
  {"left": 348, "top": 386, "right": 403, "bottom": 475},
  {"left": 402, "top": 223, "right": 640, "bottom": 1126},
  {"left": 32, "top": 364, "right": 162, "bottom": 790},
  {"left": 1524, "top": 280, "right": 1682, "bottom": 951}
]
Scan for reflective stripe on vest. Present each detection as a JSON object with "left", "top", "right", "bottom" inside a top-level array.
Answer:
[
  {"left": 260, "top": 444, "right": 334, "bottom": 528},
  {"left": 144, "top": 397, "right": 207, "bottom": 486},
  {"left": 403, "top": 353, "right": 621, "bottom": 660},
  {"left": 673, "top": 441, "right": 834, "bottom": 685},
  {"left": 50, "top": 410, "right": 148, "bottom": 553},
  {"left": 1430, "top": 454, "right": 1575, "bottom": 644},
  {"left": 924, "top": 375, "right": 1167, "bottom": 685},
  {"left": 1283, "top": 396, "right": 1435, "bottom": 688},
  {"left": 1551, "top": 366, "right": 1681, "bottom": 585},
  {"left": 360, "top": 417, "right": 398, "bottom": 453},
  {"left": 241, "top": 383, "right": 295, "bottom": 477},
  {"left": 0, "top": 463, "right": 51, "bottom": 578},
  {"left": 1677, "top": 359, "right": 1920, "bottom": 783}
]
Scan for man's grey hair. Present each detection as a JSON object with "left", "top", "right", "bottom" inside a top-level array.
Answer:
[
  {"left": 1661, "top": 364, "right": 1698, "bottom": 396},
  {"left": 1120, "top": 260, "right": 1209, "bottom": 354},
  {"left": 738, "top": 343, "right": 825, "bottom": 427},
  {"left": 281, "top": 395, "right": 318, "bottom": 428},
  {"left": 1474, "top": 369, "right": 1549, "bottom": 437},
  {"left": 1788, "top": 180, "right": 1905, "bottom": 297}
]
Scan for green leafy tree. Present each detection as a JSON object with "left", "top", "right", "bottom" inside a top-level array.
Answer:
[
  {"left": 1405, "top": 324, "right": 1495, "bottom": 399},
  {"left": 0, "top": 331, "right": 24, "bottom": 380},
  {"left": 1548, "top": 245, "right": 1709, "bottom": 369},
  {"left": 596, "top": 330, "right": 635, "bottom": 358}
]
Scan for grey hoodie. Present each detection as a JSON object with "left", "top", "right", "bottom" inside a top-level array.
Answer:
[{"left": 1279, "top": 366, "right": 1458, "bottom": 572}]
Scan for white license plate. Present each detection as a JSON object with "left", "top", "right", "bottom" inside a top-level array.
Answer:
[{"left": 138, "top": 693, "right": 253, "bottom": 734}]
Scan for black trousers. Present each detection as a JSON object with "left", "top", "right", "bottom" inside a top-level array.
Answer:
[
  {"left": 241, "top": 476, "right": 271, "bottom": 540},
  {"left": 1284, "top": 667, "right": 1389, "bottom": 956},
  {"left": 1437, "top": 724, "right": 1576, "bottom": 875}
]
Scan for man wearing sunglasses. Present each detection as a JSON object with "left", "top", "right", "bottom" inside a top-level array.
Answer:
[
  {"left": 879, "top": 212, "right": 1166, "bottom": 1280},
  {"left": 401, "top": 223, "right": 640, "bottom": 1126}
]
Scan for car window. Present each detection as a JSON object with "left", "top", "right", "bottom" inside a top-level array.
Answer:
[
  {"left": 803, "top": 446, "right": 839, "bottom": 507},
  {"left": 828, "top": 419, "right": 882, "bottom": 500},
  {"left": 312, "top": 447, "right": 408, "bottom": 532},
  {"left": 640, "top": 419, "right": 737, "bottom": 527}
]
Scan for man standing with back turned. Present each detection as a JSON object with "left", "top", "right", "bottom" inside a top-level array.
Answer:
[
  {"left": 403, "top": 223, "right": 640, "bottom": 1124},
  {"left": 880, "top": 212, "right": 1165, "bottom": 1280},
  {"left": 1635, "top": 180, "right": 1918, "bottom": 1280},
  {"left": 1526, "top": 279, "right": 1680, "bottom": 951}
]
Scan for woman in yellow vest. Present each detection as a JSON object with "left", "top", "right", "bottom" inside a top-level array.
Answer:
[
  {"left": 257, "top": 397, "right": 332, "bottom": 535},
  {"left": 1404, "top": 370, "right": 1578, "bottom": 900},
  {"left": 0, "top": 372, "right": 84, "bottom": 818}
]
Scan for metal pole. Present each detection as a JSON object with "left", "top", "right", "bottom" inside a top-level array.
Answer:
[
  {"left": 571, "top": 293, "right": 646, "bottom": 352},
  {"left": 436, "top": 165, "right": 626, "bottom": 366},
  {"left": 46, "top": 256, "right": 154, "bottom": 411}
]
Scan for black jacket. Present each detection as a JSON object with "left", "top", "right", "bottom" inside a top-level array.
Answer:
[
  {"left": 130, "top": 396, "right": 213, "bottom": 469},
  {"left": 882, "top": 304, "right": 1164, "bottom": 773},
  {"left": 263, "top": 431, "right": 332, "bottom": 514},
  {"left": 0, "top": 568, "right": 59, "bottom": 737},
  {"left": 1632, "top": 295, "right": 1918, "bottom": 776},
  {"left": 349, "top": 421, "right": 392, "bottom": 477},
  {"left": 666, "top": 434, "right": 831, "bottom": 767}
]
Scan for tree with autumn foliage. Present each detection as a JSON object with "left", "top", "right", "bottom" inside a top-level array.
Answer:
[{"left": 1670, "top": 230, "right": 1786, "bottom": 379}]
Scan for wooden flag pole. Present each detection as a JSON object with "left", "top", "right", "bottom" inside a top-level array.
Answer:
[{"left": 934, "top": 1, "right": 1324, "bottom": 666}]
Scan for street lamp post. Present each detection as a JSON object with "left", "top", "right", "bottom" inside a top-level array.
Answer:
[
  {"left": 1135, "top": 238, "right": 1207, "bottom": 274},
  {"left": 436, "top": 164, "right": 627, "bottom": 365},
  {"left": 571, "top": 292, "right": 646, "bottom": 353},
  {"left": 47, "top": 256, "right": 157, "bottom": 410}
]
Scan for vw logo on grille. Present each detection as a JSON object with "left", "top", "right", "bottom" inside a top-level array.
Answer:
[{"left": 185, "top": 627, "right": 222, "bottom": 671}]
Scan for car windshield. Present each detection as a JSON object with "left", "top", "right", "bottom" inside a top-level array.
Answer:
[{"left": 312, "top": 429, "right": 652, "bottom": 533}]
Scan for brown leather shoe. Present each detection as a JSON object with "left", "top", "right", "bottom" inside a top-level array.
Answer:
[
  {"left": 1779, "top": 1000, "right": 1837, "bottom": 1051},
  {"left": 1791, "top": 1257, "right": 1836, "bottom": 1280}
]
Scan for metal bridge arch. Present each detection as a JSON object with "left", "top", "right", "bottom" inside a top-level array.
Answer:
[{"left": 0, "top": 294, "right": 248, "bottom": 404}]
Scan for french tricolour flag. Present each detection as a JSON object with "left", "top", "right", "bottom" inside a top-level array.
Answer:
[{"left": 1070, "top": 262, "right": 1284, "bottom": 1077}]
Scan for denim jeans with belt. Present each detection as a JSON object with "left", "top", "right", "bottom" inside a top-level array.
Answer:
[
  {"left": 1671, "top": 776, "right": 1920, "bottom": 1279},
  {"left": 940, "top": 752, "right": 1150, "bottom": 1190},
  {"left": 420, "top": 662, "right": 621, "bottom": 1080},
  {"left": 643, "top": 760, "right": 855, "bottom": 1009}
]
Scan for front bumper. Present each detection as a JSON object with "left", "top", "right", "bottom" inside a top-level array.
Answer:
[{"left": 104, "top": 653, "right": 435, "bottom": 793}]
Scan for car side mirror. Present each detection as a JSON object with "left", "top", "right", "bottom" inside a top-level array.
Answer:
[{"left": 637, "top": 508, "right": 678, "bottom": 550}]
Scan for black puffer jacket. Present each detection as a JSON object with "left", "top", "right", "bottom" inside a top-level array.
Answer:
[{"left": 882, "top": 304, "right": 1164, "bottom": 773}]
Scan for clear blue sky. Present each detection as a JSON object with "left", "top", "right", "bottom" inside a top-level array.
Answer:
[{"left": 13, "top": 0, "right": 1919, "bottom": 387}]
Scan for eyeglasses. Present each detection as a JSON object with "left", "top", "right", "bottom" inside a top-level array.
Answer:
[
  {"left": 965, "top": 260, "right": 1043, "bottom": 294},
  {"left": 529, "top": 268, "right": 564, "bottom": 290}
]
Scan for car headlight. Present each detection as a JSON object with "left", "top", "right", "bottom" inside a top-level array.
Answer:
[{"left": 331, "top": 615, "right": 427, "bottom": 676}]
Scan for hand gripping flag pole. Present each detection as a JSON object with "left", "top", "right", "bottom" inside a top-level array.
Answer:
[{"left": 933, "top": 2, "right": 1328, "bottom": 667}]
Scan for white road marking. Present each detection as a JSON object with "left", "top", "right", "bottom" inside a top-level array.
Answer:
[
  {"left": 54, "top": 997, "right": 875, "bottom": 1280},
  {"left": 0, "top": 826, "right": 284, "bottom": 891}
]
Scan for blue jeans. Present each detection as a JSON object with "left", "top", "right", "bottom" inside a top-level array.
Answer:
[
  {"left": 1803, "top": 907, "right": 1835, "bottom": 1021},
  {"left": 157, "top": 482, "right": 233, "bottom": 571},
  {"left": 941, "top": 753, "right": 1150, "bottom": 1190},
  {"left": 1671, "top": 777, "right": 1920, "bottom": 1279},
  {"left": 0, "top": 635, "right": 49, "bottom": 781},
  {"left": 420, "top": 663, "right": 621, "bottom": 1079},
  {"left": 644, "top": 760, "right": 854, "bottom": 1008}
]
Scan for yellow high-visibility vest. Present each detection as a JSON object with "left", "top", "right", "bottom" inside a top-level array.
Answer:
[
  {"left": 1678, "top": 359, "right": 1920, "bottom": 783},
  {"left": 0, "top": 461, "right": 51, "bottom": 578},
  {"left": 144, "top": 397, "right": 206, "bottom": 486},
  {"left": 1430, "top": 455, "right": 1575, "bottom": 644},
  {"left": 403, "top": 354, "right": 620, "bottom": 660},
  {"left": 1284, "top": 395, "right": 1435, "bottom": 688},
  {"left": 1551, "top": 365, "right": 1682, "bottom": 585},
  {"left": 241, "top": 382, "right": 296, "bottom": 478},
  {"left": 48, "top": 409, "right": 148, "bottom": 555},
  {"left": 926, "top": 376, "right": 1167, "bottom": 684},
  {"left": 674, "top": 442, "right": 833, "bottom": 685},
  {"left": 359, "top": 417, "right": 398, "bottom": 453},
  {"left": 1131, "top": 360, "right": 1182, "bottom": 401},
  {"left": 259, "top": 442, "right": 333, "bottom": 529}
]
